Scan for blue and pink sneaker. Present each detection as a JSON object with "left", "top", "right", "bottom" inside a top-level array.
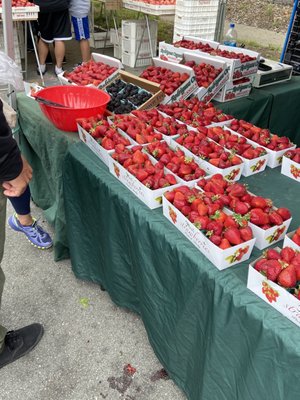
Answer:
[{"left": 8, "top": 214, "right": 53, "bottom": 250}]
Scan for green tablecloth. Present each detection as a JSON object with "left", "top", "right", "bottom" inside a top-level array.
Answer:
[
  {"left": 63, "top": 142, "right": 300, "bottom": 400},
  {"left": 17, "top": 93, "right": 79, "bottom": 261},
  {"left": 216, "top": 76, "right": 300, "bottom": 146}
]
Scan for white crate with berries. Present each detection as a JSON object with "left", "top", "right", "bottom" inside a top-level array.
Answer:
[
  {"left": 0, "top": 1, "right": 39, "bottom": 20},
  {"left": 281, "top": 148, "right": 300, "bottom": 182},
  {"left": 248, "top": 246, "right": 300, "bottom": 328}
]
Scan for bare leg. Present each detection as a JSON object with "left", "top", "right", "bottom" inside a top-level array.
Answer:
[
  {"left": 37, "top": 39, "right": 50, "bottom": 65},
  {"left": 79, "top": 39, "right": 91, "bottom": 63},
  {"left": 54, "top": 40, "right": 65, "bottom": 68}
]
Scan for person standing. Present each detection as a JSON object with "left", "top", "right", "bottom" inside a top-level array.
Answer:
[
  {"left": 0, "top": 101, "right": 43, "bottom": 368},
  {"left": 69, "top": 0, "right": 91, "bottom": 63},
  {"left": 33, "top": 0, "right": 72, "bottom": 75}
]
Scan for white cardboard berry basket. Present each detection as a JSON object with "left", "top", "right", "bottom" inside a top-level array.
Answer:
[
  {"left": 211, "top": 45, "right": 260, "bottom": 81},
  {"left": 163, "top": 195, "right": 256, "bottom": 270},
  {"left": 225, "top": 200, "right": 292, "bottom": 250},
  {"left": 170, "top": 137, "right": 244, "bottom": 181},
  {"left": 143, "top": 139, "right": 208, "bottom": 186},
  {"left": 247, "top": 249, "right": 300, "bottom": 328},
  {"left": 58, "top": 53, "right": 123, "bottom": 89},
  {"left": 218, "top": 126, "right": 269, "bottom": 177},
  {"left": 108, "top": 153, "right": 181, "bottom": 209},
  {"left": 228, "top": 128, "right": 296, "bottom": 168},
  {"left": 148, "top": 58, "right": 198, "bottom": 104},
  {"left": 283, "top": 230, "right": 300, "bottom": 252},
  {"left": 281, "top": 155, "right": 300, "bottom": 182},
  {"left": 158, "top": 37, "right": 219, "bottom": 63},
  {"left": 214, "top": 75, "right": 254, "bottom": 103},
  {"left": 181, "top": 52, "right": 230, "bottom": 103},
  {"left": 77, "top": 123, "right": 135, "bottom": 167}
]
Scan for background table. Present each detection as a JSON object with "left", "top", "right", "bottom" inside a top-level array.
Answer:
[
  {"left": 216, "top": 76, "right": 300, "bottom": 146},
  {"left": 17, "top": 93, "right": 78, "bottom": 261},
  {"left": 63, "top": 142, "right": 300, "bottom": 400}
]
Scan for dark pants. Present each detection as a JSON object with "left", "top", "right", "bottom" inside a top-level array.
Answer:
[
  {"left": 8, "top": 185, "right": 31, "bottom": 215},
  {"left": 0, "top": 189, "right": 7, "bottom": 351}
]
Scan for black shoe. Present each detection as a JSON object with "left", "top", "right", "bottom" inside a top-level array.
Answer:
[{"left": 0, "top": 323, "right": 44, "bottom": 369}]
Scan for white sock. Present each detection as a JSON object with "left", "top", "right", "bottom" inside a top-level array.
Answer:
[
  {"left": 55, "top": 65, "right": 63, "bottom": 75},
  {"left": 40, "top": 64, "right": 46, "bottom": 73}
]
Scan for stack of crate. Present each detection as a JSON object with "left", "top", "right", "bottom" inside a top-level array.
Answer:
[
  {"left": 121, "top": 19, "right": 158, "bottom": 68},
  {"left": 110, "top": 28, "right": 122, "bottom": 59},
  {"left": 173, "top": 0, "right": 219, "bottom": 42}
]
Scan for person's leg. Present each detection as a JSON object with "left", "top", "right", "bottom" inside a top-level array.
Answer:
[
  {"left": 53, "top": 40, "right": 65, "bottom": 69},
  {"left": 37, "top": 38, "right": 50, "bottom": 65},
  {"left": 7, "top": 186, "right": 53, "bottom": 250},
  {"left": 79, "top": 39, "right": 91, "bottom": 63},
  {"left": 0, "top": 189, "right": 7, "bottom": 352},
  {"left": 8, "top": 185, "right": 32, "bottom": 225},
  {"left": 53, "top": 9, "right": 72, "bottom": 74},
  {"left": 0, "top": 192, "right": 44, "bottom": 369}
]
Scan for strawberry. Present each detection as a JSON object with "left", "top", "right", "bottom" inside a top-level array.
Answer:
[
  {"left": 206, "top": 221, "right": 223, "bottom": 236},
  {"left": 250, "top": 196, "right": 268, "bottom": 209},
  {"left": 277, "top": 265, "right": 297, "bottom": 288},
  {"left": 269, "top": 211, "right": 283, "bottom": 226},
  {"left": 280, "top": 247, "right": 296, "bottom": 263},
  {"left": 219, "top": 238, "right": 231, "bottom": 249},
  {"left": 250, "top": 208, "right": 269, "bottom": 226},
  {"left": 265, "top": 248, "right": 281, "bottom": 260},
  {"left": 265, "top": 260, "right": 282, "bottom": 282},
  {"left": 224, "top": 227, "right": 242, "bottom": 245},
  {"left": 276, "top": 207, "right": 291, "bottom": 221},
  {"left": 291, "top": 232, "right": 300, "bottom": 246},
  {"left": 239, "top": 226, "right": 253, "bottom": 241},
  {"left": 210, "top": 235, "right": 222, "bottom": 246},
  {"left": 194, "top": 215, "right": 210, "bottom": 230},
  {"left": 254, "top": 258, "right": 268, "bottom": 273}
]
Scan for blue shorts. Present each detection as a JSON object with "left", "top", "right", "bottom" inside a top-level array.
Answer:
[{"left": 71, "top": 16, "right": 90, "bottom": 41}]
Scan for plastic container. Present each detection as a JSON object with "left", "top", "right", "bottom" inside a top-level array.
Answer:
[
  {"left": 223, "top": 23, "right": 238, "bottom": 47},
  {"left": 35, "top": 86, "right": 111, "bottom": 132}
]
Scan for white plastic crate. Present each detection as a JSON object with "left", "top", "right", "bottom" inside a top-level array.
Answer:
[
  {"left": 176, "top": 0, "right": 219, "bottom": 7},
  {"left": 122, "top": 37, "right": 157, "bottom": 53},
  {"left": 110, "top": 28, "right": 121, "bottom": 45},
  {"left": 114, "top": 43, "right": 122, "bottom": 59},
  {"left": 122, "top": 19, "right": 158, "bottom": 39},
  {"left": 175, "top": 15, "right": 217, "bottom": 27},
  {"left": 122, "top": 51, "right": 153, "bottom": 68},
  {"left": 175, "top": 4, "right": 218, "bottom": 16},
  {"left": 173, "top": 29, "right": 216, "bottom": 42}
]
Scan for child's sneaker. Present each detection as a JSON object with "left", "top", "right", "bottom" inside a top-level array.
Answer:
[{"left": 8, "top": 214, "right": 53, "bottom": 250}]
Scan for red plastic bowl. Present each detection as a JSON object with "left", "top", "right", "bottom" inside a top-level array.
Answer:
[{"left": 36, "top": 85, "right": 111, "bottom": 132}]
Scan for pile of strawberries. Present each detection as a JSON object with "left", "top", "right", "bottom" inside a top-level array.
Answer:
[
  {"left": 131, "top": 109, "right": 189, "bottom": 137},
  {"left": 183, "top": 60, "right": 223, "bottom": 88},
  {"left": 158, "top": 97, "right": 232, "bottom": 127},
  {"left": 209, "top": 49, "right": 256, "bottom": 63},
  {"left": 165, "top": 185, "right": 253, "bottom": 248},
  {"left": 255, "top": 247, "right": 300, "bottom": 293},
  {"left": 65, "top": 60, "right": 117, "bottom": 86},
  {"left": 140, "top": 66, "right": 189, "bottom": 95},
  {"left": 197, "top": 174, "right": 291, "bottom": 229},
  {"left": 175, "top": 130, "right": 242, "bottom": 169},
  {"left": 284, "top": 148, "right": 300, "bottom": 163},
  {"left": 77, "top": 117, "right": 130, "bottom": 150},
  {"left": 1, "top": 0, "right": 35, "bottom": 6},
  {"left": 230, "top": 120, "right": 294, "bottom": 151},
  {"left": 291, "top": 227, "right": 300, "bottom": 246},
  {"left": 113, "top": 114, "right": 162, "bottom": 144},
  {"left": 145, "top": 141, "right": 206, "bottom": 181},
  {"left": 111, "top": 146, "right": 177, "bottom": 189},
  {"left": 173, "top": 39, "right": 215, "bottom": 53},
  {"left": 206, "top": 126, "right": 267, "bottom": 160}
]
